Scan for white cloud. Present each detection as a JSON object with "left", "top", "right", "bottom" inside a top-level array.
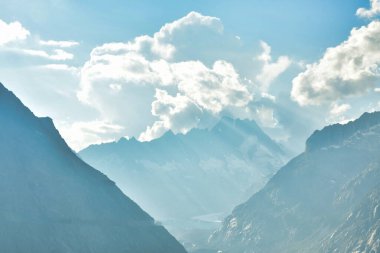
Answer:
[
  {"left": 256, "top": 41, "right": 291, "bottom": 93},
  {"left": 139, "top": 89, "right": 203, "bottom": 141},
  {"left": 260, "top": 92, "right": 276, "bottom": 102},
  {"left": 172, "top": 60, "right": 251, "bottom": 114},
  {"left": 326, "top": 102, "right": 354, "bottom": 125},
  {"left": 78, "top": 12, "right": 255, "bottom": 142},
  {"left": 49, "top": 49, "right": 74, "bottom": 60},
  {"left": 330, "top": 103, "right": 351, "bottom": 116},
  {"left": 0, "top": 19, "right": 76, "bottom": 62},
  {"left": 255, "top": 106, "right": 278, "bottom": 128},
  {"left": 39, "top": 40, "right": 79, "bottom": 48},
  {"left": 37, "top": 64, "right": 79, "bottom": 74},
  {"left": 0, "top": 12, "right": 291, "bottom": 148},
  {"left": 138, "top": 60, "right": 252, "bottom": 141},
  {"left": 0, "top": 19, "right": 30, "bottom": 46},
  {"left": 20, "top": 49, "right": 74, "bottom": 61},
  {"left": 357, "top": 0, "right": 380, "bottom": 18},
  {"left": 59, "top": 120, "right": 125, "bottom": 151},
  {"left": 291, "top": 21, "right": 380, "bottom": 106}
]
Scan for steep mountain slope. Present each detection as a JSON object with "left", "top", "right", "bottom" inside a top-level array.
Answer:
[
  {"left": 0, "top": 83, "right": 187, "bottom": 253},
  {"left": 209, "top": 112, "right": 380, "bottom": 253},
  {"left": 322, "top": 186, "right": 380, "bottom": 253},
  {"left": 79, "top": 117, "right": 288, "bottom": 250}
]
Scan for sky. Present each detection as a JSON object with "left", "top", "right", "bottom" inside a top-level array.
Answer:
[{"left": 0, "top": 0, "right": 379, "bottom": 152}]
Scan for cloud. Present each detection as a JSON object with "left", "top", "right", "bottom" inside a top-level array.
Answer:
[
  {"left": 20, "top": 48, "right": 74, "bottom": 60},
  {"left": 0, "top": 19, "right": 76, "bottom": 62},
  {"left": 330, "top": 103, "right": 351, "bottom": 116},
  {"left": 59, "top": 120, "right": 125, "bottom": 151},
  {"left": 357, "top": 0, "right": 380, "bottom": 18},
  {"left": 255, "top": 106, "right": 279, "bottom": 128},
  {"left": 0, "top": 19, "right": 30, "bottom": 46},
  {"left": 325, "top": 103, "right": 353, "bottom": 125},
  {"left": 139, "top": 89, "right": 203, "bottom": 141},
  {"left": 291, "top": 21, "right": 380, "bottom": 106},
  {"left": 139, "top": 60, "right": 252, "bottom": 140},
  {"left": 0, "top": 13, "right": 290, "bottom": 149},
  {"left": 0, "top": 20, "right": 86, "bottom": 149},
  {"left": 39, "top": 40, "right": 79, "bottom": 48},
  {"left": 78, "top": 12, "right": 255, "bottom": 142},
  {"left": 37, "top": 64, "right": 79, "bottom": 74},
  {"left": 171, "top": 60, "right": 252, "bottom": 114},
  {"left": 256, "top": 41, "right": 291, "bottom": 93}
]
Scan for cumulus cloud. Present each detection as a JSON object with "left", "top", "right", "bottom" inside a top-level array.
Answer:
[
  {"left": 172, "top": 60, "right": 251, "bottom": 113},
  {"left": 139, "top": 89, "right": 203, "bottom": 141},
  {"left": 71, "top": 10, "right": 303, "bottom": 148},
  {"left": 138, "top": 61, "right": 252, "bottom": 140},
  {"left": 78, "top": 12, "right": 257, "bottom": 142},
  {"left": 256, "top": 41, "right": 291, "bottom": 93},
  {"left": 291, "top": 21, "right": 380, "bottom": 106},
  {"left": 39, "top": 40, "right": 79, "bottom": 48},
  {"left": 0, "top": 19, "right": 30, "bottom": 46},
  {"left": 357, "top": 0, "right": 380, "bottom": 18}
]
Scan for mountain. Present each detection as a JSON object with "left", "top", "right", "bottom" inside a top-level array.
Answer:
[
  {"left": 209, "top": 111, "right": 380, "bottom": 253},
  {"left": 0, "top": 83, "right": 187, "bottom": 253},
  {"left": 322, "top": 187, "right": 380, "bottom": 252},
  {"left": 79, "top": 116, "right": 288, "bottom": 251}
]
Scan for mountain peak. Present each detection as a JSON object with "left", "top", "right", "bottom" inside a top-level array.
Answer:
[
  {"left": 1, "top": 84, "right": 36, "bottom": 127},
  {"left": 162, "top": 129, "right": 176, "bottom": 138},
  {"left": 306, "top": 111, "right": 380, "bottom": 152},
  {"left": 0, "top": 83, "right": 72, "bottom": 153}
]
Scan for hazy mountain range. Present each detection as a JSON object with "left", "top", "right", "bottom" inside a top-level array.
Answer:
[
  {"left": 2, "top": 79, "right": 380, "bottom": 253},
  {"left": 79, "top": 117, "right": 289, "bottom": 250},
  {"left": 209, "top": 111, "right": 380, "bottom": 253},
  {"left": 0, "top": 83, "right": 186, "bottom": 253}
]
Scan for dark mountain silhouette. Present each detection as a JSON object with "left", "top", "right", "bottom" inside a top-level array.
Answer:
[{"left": 0, "top": 83, "right": 187, "bottom": 253}]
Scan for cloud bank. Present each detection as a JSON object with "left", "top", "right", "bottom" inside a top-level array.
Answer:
[
  {"left": 0, "top": 14, "right": 291, "bottom": 149},
  {"left": 78, "top": 12, "right": 287, "bottom": 142}
]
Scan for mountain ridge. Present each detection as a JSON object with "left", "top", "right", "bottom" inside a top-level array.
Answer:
[
  {"left": 306, "top": 111, "right": 380, "bottom": 152},
  {"left": 84, "top": 116, "right": 286, "bottom": 157},
  {"left": 208, "top": 111, "right": 380, "bottom": 253},
  {"left": 0, "top": 82, "right": 187, "bottom": 253},
  {"left": 79, "top": 113, "right": 288, "bottom": 251}
]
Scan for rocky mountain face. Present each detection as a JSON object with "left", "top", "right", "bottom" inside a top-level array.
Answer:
[
  {"left": 0, "top": 83, "right": 187, "bottom": 253},
  {"left": 79, "top": 117, "right": 288, "bottom": 251},
  {"left": 209, "top": 112, "right": 380, "bottom": 253}
]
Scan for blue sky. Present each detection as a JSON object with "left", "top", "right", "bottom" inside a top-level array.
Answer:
[
  {"left": 0, "top": 0, "right": 379, "bottom": 152},
  {"left": 0, "top": 0, "right": 367, "bottom": 60}
]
